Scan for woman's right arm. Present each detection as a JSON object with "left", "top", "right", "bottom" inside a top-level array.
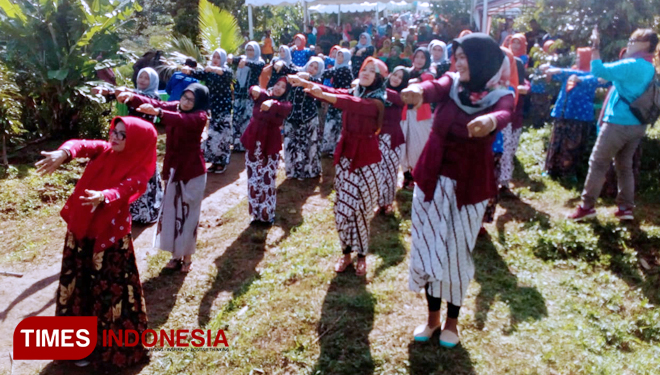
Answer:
[
  {"left": 419, "top": 75, "right": 452, "bottom": 103},
  {"left": 128, "top": 93, "right": 179, "bottom": 112}
]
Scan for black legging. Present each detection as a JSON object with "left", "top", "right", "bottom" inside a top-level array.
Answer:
[
  {"left": 425, "top": 284, "right": 460, "bottom": 319},
  {"left": 343, "top": 245, "right": 365, "bottom": 258}
]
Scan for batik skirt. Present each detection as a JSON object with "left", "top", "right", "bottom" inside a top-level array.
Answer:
[
  {"left": 500, "top": 124, "right": 523, "bottom": 186},
  {"left": 378, "top": 133, "right": 402, "bottom": 208},
  {"left": 130, "top": 169, "right": 164, "bottom": 224},
  {"left": 232, "top": 95, "right": 253, "bottom": 152},
  {"left": 246, "top": 142, "right": 279, "bottom": 222},
  {"left": 334, "top": 157, "right": 382, "bottom": 255},
  {"left": 204, "top": 112, "right": 233, "bottom": 166},
  {"left": 545, "top": 118, "right": 591, "bottom": 178},
  {"left": 56, "top": 231, "right": 148, "bottom": 369},
  {"left": 400, "top": 113, "right": 432, "bottom": 172},
  {"left": 408, "top": 176, "right": 488, "bottom": 306},
  {"left": 156, "top": 173, "right": 206, "bottom": 258},
  {"left": 321, "top": 106, "right": 343, "bottom": 155},
  {"left": 283, "top": 117, "right": 322, "bottom": 179}
]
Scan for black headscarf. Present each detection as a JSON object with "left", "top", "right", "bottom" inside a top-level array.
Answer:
[
  {"left": 181, "top": 83, "right": 209, "bottom": 113},
  {"left": 451, "top": 33, "right": 504, "bottom": 92},
  {"left": 269, "top": 76, "right": 292, "bottom": 101},
  {"left": 409, "top": 47, "right": 431, "bottom": 79},
  {"left": 386, "top": 66, "right": 411, "bottom": 92}
]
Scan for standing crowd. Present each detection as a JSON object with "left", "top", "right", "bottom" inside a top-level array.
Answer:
[{"left": 36, "top": 13, "right": 659, "bottom": 369}]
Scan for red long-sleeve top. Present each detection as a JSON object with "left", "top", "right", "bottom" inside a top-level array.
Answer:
[
  {"left": 383, "top": 88, "right": 406, "bottom": 150},
  {"left": 130, "top": 94, "right": 207, "bottom": 182},
  {"left": 240, "top": 87, "right": 292, "bottom": 156},
  {"left": 414, "top": 75, "right": 514, "bottom": 207},
  {"left": 320, "top": 86, "right": 381, "bottom": 171}
]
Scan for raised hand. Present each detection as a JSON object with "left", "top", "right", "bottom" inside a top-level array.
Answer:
[
  {"left": 35, "top": 150, "right": 68, "bottom": 176},
  {"left": 80, "top": 189, "right": 104, "bottom": 212},
  {"left": 137, "top": 103, "right": 159, "bottom": 116},
  {"left": 401, "top": 84, "right": 424, "bottom": 110},
  {"left": 261, "top": 99, "right": 274, "bottom": 112},
  {"left": 287, "top": 75, "right": 304, "bottom": 87},
  {"left": 303, "top": 84, "right": 323, "bottom": 99},
  {"left": 251, "top": 85, "right": 262, "bottom": 99},
  {"left": 116, "top": 91, "right": 133, "bottom": 104},
  {"left": 467, "top": 115, "right": 496, "bottom": 138}
]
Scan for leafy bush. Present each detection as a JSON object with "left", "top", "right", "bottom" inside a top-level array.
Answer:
[
  {"left": 534, "top": 220, "right": 602, "bottom": 261},
  {"left": 0, "top": 0, "right": 142, "bottom": 138}
]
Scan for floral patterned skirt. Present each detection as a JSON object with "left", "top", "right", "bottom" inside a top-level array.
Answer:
[
  {"left": 529, "top": 92, "right": 553, "bottom": 128},
  {"left": 204, "top": 112, "right": 233, "bottom": 165},
  {"left": 130, "top": 169, "right": 164, "bottom": 224},
  {"left": 246, "top": 142, "right": 280, "bottom": 222},
  {"left": 56, "top": 231, "right": 148, "bottom": 369},
  {"left": 545, "top": 118, "right": 591, "bottom": 178},
  {"left": 283, "top": 117, "right": 322, "bottom": 179}
]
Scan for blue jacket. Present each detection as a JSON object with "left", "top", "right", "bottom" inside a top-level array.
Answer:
[
  {"left": 550, "top": 68, "right": 608, "bottom": 122},
  {"left": 591, "top": 58, "right": 655, "bottom": 125},
  {"left": 165, "top": 71, "right": 199, "bottom": 102},
  {"left": 291, "top": 48, "right": 312, "bottom": 67}
]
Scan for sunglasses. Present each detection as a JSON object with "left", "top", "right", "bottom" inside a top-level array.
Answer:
[{"left": 110, "top": 128, "right": 126, "bottom": 141}]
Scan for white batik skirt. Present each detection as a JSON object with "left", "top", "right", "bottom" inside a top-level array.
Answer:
[
  {"left": 378, "top": 133, "right": 402, "bottom": 208},
  {"left": 408, "top": 176, "right": 487, "bottom": 306}
]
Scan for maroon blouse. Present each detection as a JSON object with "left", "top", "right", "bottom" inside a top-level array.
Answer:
[
  {"left": 414, "top": 75, "right": 514, "bottom": 207},
  {"left": 320, "top": 86, "right": 381, "bottom": 171},
  {"left": 383, "top": 88, "right": 406, "bottom": 150},
  {"left": 240, "top": 87, "right": 292, "bottom": 157},
  {"left": 130, "top": 95, "right": 208, "bottom": 182}
]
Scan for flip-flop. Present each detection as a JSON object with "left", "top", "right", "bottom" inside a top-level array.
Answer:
[
  {"left": 165, "top": 258, "right": 181, "bottom": 270},
  {"left": 355, "top": 258, "right": 367, "bottom": 276},
  {"left": 334, "top": 256, "right": 351, "bottom": 273},
  {"left": 181, "top": 261, "right": 193, "bottom": 273}
]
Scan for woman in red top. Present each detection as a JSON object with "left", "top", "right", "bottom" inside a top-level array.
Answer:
[
  {"left": 379, "top": 66, "right": 409, "bottom": 214},
  {"left": 401, "top": 33, "right": 514, "bottom": 348},
  {"left": 401, "top": 47, "right": 435, "bottom": 190},
  {"left": 289, "top": 57, "right": 387, "bottom": 277},
  {"left": 36, "top": 117, "right": 156, "bottom": 368},
  {"left": 117, "top": 83, "right": 209, "bottom": 273},
  {"left": 240, "top": 78, "right": 293, "bottom": 225}
]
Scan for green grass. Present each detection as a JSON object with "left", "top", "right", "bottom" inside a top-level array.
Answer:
[{"left": 5, "top": 122, "right": 660, "bottom": 374}]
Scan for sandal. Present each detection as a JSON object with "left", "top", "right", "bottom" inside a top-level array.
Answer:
[
  {"left": 334, "top": 256, "right": 352, "bottom": 273},
  {"left": 355, "top": 257, "right": 367, "bottom": 276},
  {"left": 165, "top": 258, "right": 181, "bottom": 270},
  {"left": 181, "top": 261, "right": 193, "bottom": 273}
]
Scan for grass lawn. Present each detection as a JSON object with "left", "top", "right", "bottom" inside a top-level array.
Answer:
[{"left": 2, "top": 124, "right": 660, "bottom": 375}]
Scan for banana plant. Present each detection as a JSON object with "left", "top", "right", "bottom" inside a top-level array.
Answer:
[
  {"left": 0, "top": 0, "right": 141, "bottom": 137},
  {"left": 0, "top": 64, "right": 23, "bottom": 166}
]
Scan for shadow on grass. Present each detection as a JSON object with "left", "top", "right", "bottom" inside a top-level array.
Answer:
[
  {"left": 511, "top": 157, "right": 547, "bottom": 194},
  {"left": 198, "top": 165, "right": 335, "bottom": 327},
  {"left": 141, "top": 267, "right": 188, "bottom": 331},
  {"left": 495, "top": 195, "right": 551, "bottom": 245},
  {"left": 370, "top": 212, "right": 407, "bottom": 276},
  {"left": 473, "top": 235, "right": 548, "bottom": 333},
  {"left": 408, "top": 340, "right": 476, "bottom": 375},
  {"left": 312, "top": 272, "right": 375, "bottom": 375},
  {"left": 202, "top": 152, "right": 244, "bottom": 200}
]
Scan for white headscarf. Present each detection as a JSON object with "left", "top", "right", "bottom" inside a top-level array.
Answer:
[
  {"left": 356, "top": 32, "right": 372, "bottom": 49},
  {"left": 209, "top": 48, "right": 228, "bottom": 69},
  {"left": 236, "top": 41, "right": 264, "bottom": 87},
  {"left": 304, "top": 56, "right": 325, "bottom": 80},
  {"left": 136, "top": 67, "right": 159, "bottom": 97},
  {"left": 428, "top": 39, "right": 448, "bottom": 64},
  {"left": 334, "top": 49, "right": 352, "bottom": 69},
  {"left": 278, "top": 45, "right": 292, "bottom": 65}
]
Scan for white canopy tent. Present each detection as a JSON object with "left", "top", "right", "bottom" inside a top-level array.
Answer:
[{"left": 244, "top": 0, "right": 419, "bottom": 39}]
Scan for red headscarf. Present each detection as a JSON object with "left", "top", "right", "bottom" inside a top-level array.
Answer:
[
  {"left": 330, "top": 45, "right": 341, "bottom": 57},
  {"left": 575, "top": 47, "right": 592, "bottom": 71},
  {"left": 502, "top": 34, "right": 513, "bottom": 49},
  {"left": 293, "top": 34, "right": 307, "bottom": 50},
  {"left": 458, "top": 29, "right": 473, "bottom": 38},
  {"left": 360, "top": 56, "right": 389, "bottom": 77},
  {"left": 510, "top": 33, "right": 528, "bottom": 57},
  {"left": 501, "top": 47, "right": 520, "bottom": 105},
  {"left": 60, "top": 116, "right": 157, "bottom": 253}
]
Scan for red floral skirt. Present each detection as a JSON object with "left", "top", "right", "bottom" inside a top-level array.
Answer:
[{"left": 56, "top": 231, "right": 148, "bottom": 369}]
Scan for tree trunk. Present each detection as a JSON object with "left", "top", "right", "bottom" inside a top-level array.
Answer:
[{"left": 2, "top": 134, "right": 8, "bottom": 166}]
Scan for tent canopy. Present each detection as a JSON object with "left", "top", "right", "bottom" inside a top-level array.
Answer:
[{"left": 309, "top": 1, "right": 411, "bottom": 14}]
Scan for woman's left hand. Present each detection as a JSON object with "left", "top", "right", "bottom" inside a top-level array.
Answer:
[
  {"left": 261, "top": 99, "right": 274, "bottom": 112},
  {"left": 80, "top": 189, "right": 104, "bottom": 211},
  {"left": 137, "top": 104, "right": 159, "bottom": 116},
  {"left": 467, "top": 115, "right": 496, "bottom": 138},
  {"left": 303, "top": 84, "right": 323, "bottom": 99}
]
